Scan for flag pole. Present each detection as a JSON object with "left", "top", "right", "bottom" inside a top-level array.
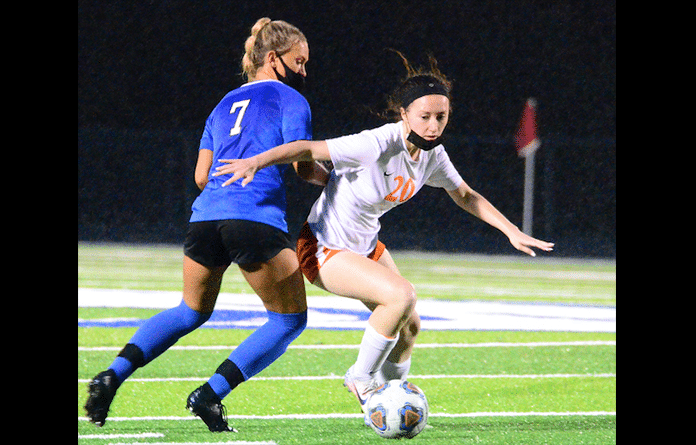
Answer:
[
  {"left": 515, "top": 98, "right": 540, "bottom": 236},
  {"left": 522, "top": 150, "right": 535, "bottom": 236}
]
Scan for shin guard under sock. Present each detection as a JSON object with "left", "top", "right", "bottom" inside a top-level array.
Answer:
[
  {"left": 108, "top": 299, "right": 211, "bottom": 384},
  {"left": 207, "top": 310, "right": 307, "bottom": 399},
  {"left": 352, "top": 323, "right": 399, "bottom": 381}
]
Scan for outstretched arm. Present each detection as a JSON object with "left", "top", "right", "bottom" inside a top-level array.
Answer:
[
  {"left": 447, "top": 181, "right": 554, "bottom": 257},
  {"left": 213, "top": 140, "right": 331, "bottom": 187}
]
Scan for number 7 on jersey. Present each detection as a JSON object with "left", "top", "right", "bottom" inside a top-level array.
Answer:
[{"left": 229, "top": 99, "right": 251, "bottom": 136}]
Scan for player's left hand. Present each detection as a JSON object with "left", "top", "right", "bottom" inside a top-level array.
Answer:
[
  {"left": 507, "top": 230, "right": 554, "bottom": 257},
  {"left": 213, "top": 158, "right": 259, "bottom": 187}
]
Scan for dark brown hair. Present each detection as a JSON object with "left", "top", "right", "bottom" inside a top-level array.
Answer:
[{"left": 384, "top": 50, "right": 453, "bottom": 120}]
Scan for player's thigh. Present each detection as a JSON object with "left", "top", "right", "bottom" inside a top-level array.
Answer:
[
  {"left": 316, "top": 250, "right": 413, "bottom": 307},
  {"left": 239, "top": 248, "right": 307, "bottom": 314},
  {"left": 183, "top": 255, "right": 227, "bottom": 313},
  {"left": 182, "top": 221, "right": 234, "bottom": 313},
  {"left": 376, "top": 247, "right": 405, "bottom": 277},
  {"left": 361, "top": 247, "right": 406, "bottom": 314}
]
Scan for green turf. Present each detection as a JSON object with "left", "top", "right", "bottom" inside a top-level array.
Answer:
[
  {"left": 78, "top": 242, "right": 616, "bottom": 305},
  {"left": 78, "top": 243, "right": 615, "bottom": 444},
  {"left": 78, "top": 376, "right": 615, "bottom": 417},
  {"left": 79, "top": 328, "right": 615, "bottom": 444},
  {"left": 78, "top": 329, "right": 616, "bottom": 379},
  {"left": 78, "top": 416, "right": 616, "bottom": 445},
  {"left": 78, "top": 324, "right": 617, "bottom": 347}
]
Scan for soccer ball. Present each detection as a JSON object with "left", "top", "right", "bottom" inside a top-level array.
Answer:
[{"left": 365, "top": 380, "right": 429, "bottom": 439}]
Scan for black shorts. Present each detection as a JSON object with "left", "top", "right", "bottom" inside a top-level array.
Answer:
[{"left": 184, "top": 219, "right": 294, "bottom": 268}]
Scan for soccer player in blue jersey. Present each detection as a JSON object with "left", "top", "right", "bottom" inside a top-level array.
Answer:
[{"left": 85, "top": 18, "right": 329, "bottom": 432}]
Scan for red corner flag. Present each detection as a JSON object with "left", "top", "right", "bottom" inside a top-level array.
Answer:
[{"left": 515, "top": 98, "right": 540, "bottom": 158}]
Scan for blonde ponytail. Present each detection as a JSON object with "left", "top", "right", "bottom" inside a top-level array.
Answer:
[{"left": 241, "top": 17, "right": 306, "bottom": 80}]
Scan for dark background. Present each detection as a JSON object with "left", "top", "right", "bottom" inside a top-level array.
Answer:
[{"left": 78, "top": 0, "right": 615, "bottom": 258}]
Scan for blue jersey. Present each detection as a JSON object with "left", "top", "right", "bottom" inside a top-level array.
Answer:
[{"left": 190, "top": 79, "right": 312, "bottom": 232}]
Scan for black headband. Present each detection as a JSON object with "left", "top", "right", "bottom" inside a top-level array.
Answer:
[{"left": 400, "top": 77, "right": 449, "bottom": 109}]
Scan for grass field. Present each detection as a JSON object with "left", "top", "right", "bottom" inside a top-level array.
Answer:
[{"left": 78, "top": 243, "right": 616, "bottom": 444}]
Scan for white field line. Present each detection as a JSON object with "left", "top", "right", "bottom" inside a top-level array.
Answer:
[
  {"left": 78, "top": 289, "right": 617, "bottom": 332},
  {"left": 77, "top": 411, "right": 615, "bottom": 422},
  {"left": 78, "top": 432, "right": 164, "bottom": 439},
  {"left": 78, "top": 373, "right": 615, "bottom": 384},
  {"left": 107, "top": 442, "right": 276, "bottom": 445},
  {"left": 78, "top": 340, "right": 616, "bottom": 352}
]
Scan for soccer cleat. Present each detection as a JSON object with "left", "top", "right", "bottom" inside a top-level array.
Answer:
[
  {"left": 186, "top": 383, "right": 237, "bottom": 433},
  {"left": 343, "top": 366, "right": 380, "bottom": 413},
  {"left": 84, "top": 369, "right": 119, "bottom": 427}
]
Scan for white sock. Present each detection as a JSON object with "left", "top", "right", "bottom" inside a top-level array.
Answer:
[
  {"left": 378, "top": 357, "right": 412, "bottom": 383},
  {"left": 353, "top": 323, "right": 399, "bottom": 381}
]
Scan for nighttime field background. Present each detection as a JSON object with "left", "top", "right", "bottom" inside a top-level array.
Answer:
[{"left": 78, "top": 0, "right": 615, "bottom": 257}]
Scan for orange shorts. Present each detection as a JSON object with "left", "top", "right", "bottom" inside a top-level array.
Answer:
[{"left": 296, "top": 222, "right": 386, "bottom": 283}]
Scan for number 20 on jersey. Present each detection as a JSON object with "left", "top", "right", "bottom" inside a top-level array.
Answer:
[{"left": 385, "top": 176, "right": 415, "bottom": 203}]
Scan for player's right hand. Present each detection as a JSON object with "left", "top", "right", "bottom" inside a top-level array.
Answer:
[{"left": 213, "top": 158, "right": 259, "bottom": 187}]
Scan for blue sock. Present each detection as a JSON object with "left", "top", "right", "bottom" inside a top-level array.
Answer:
[
  {"left": 208, "top": 310, "right": 307, "bottom": 399},
  {"left": 109, "top": 299, "right": 211, "bottom": 384}
]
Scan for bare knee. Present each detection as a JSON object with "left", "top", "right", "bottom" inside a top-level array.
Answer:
[
  {"left": 385, "top": 280, "right": 417, "bottom": 321},
  {"left": 401, "top": 281, "right": 418, "bottom": 315}
]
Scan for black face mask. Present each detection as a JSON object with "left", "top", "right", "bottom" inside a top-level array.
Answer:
[
  {"left": 406, "top": 130, "right": 444, "bottom": 151},
  {"left": 273, "top": 54, "right": 305, "bottom": 93}
]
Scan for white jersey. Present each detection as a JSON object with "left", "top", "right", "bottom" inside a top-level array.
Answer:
[{"left": 307, "top": 121, "right": 464, "bottom": 256}]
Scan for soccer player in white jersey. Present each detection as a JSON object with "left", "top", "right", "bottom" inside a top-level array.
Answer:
[{"left": 214, "top": 53, "right": 554, "bottom": 411}]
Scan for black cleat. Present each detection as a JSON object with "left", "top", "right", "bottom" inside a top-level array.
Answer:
[
  {"left": 187, "top": 383, "right": 237, "bottom": 433},
  {"left": 84, "top": 369, "right": 119, "bottom": 427}
]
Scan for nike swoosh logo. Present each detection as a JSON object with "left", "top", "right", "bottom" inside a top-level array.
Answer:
[{"left": 384, "top": 172, "right": 393, "bottom": 176}]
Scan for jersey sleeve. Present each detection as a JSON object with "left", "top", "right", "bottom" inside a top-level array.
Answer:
[
  {"left": 282, "top": 93, "right": 312, "bottom": 143},
  {"left": 425, "top": 147, "right": 464, "bottom": 190},
  {"left": 326, "top": 130, "right": 382, "bottom": 176}
]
